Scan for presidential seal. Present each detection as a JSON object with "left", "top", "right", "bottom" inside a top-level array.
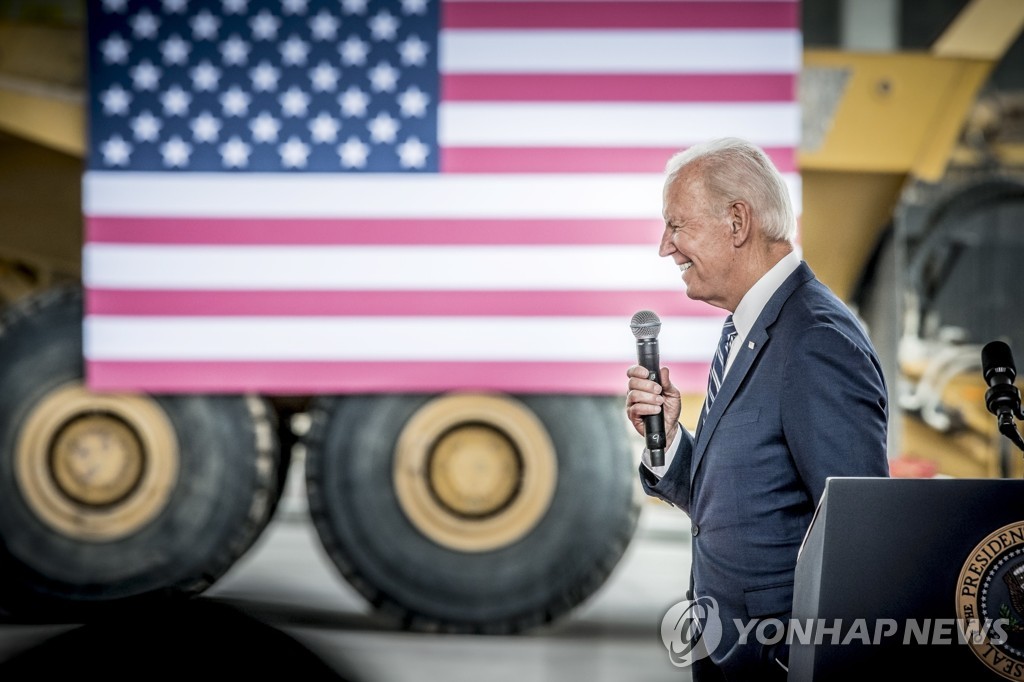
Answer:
[{"left": 957, "top": 521, "right": 1024, "bottom": 680}]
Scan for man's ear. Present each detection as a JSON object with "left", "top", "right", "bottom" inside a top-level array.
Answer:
[{"left": 729, "top": 200, "right": 752, "bottom": 246}]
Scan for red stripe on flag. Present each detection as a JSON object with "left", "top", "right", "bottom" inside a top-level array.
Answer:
[
  {"left": 85, "top": 289, "right": 716, "bottom": 317},
  {"left": 441, "top": 146, "right": 797, "bottom": 174},
  {"left": 86, "top": 360, "right": 712, "bottom": 394},
  {"left": 442, "top": 1, "right": 799, "bottom": 29},
  {"left": 442, "top": 74, "right": 797, "bottom": 103},
  {"left": 86, "top": 217, "right": 665, "bottom": 245}
]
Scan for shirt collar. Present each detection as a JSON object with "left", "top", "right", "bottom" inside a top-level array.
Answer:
[{"left": 731, "top": 249, "right": 802, "bottom": 341}]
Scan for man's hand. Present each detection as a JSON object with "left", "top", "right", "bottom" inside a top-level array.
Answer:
[{"left": 625, "top": 366, "right": 682, "bottom": 449}]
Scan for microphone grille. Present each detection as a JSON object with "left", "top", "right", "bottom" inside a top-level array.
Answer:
[
  {"left": 630, "top": 310, "right": 661, "bottom": 339},
  {"left": 982, "top": 340, "right": 1016, "bottom": 381}
]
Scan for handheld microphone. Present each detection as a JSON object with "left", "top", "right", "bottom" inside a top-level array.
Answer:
[
  {"left": 630, "top": 310, "right": 666, "bottom": 466},
  {"left": 981, "top": 340, "right": 1024, "bottom": 453}
]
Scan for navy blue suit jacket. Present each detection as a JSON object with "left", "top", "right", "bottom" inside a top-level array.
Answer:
[{"left": 641, "top": 261, "right": 889, "bottom": 678}]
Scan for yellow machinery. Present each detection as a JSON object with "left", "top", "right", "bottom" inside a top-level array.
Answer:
[{"left": 799, "top": 0, "right": 1024, "bottom": 479}]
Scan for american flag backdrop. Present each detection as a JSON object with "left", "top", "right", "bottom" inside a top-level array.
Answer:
[{"left": 83, "top": 0, "right": 801, "bottom": 395}]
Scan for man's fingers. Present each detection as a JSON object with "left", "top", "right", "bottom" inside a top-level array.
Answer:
[
  {"left": 625, "top": 388, "right": 664, "bottom": 409},
  {"left": 628, "top": 401, "right": 664, "bottom": 417},
  {"left": 660, "top": 366, "right": 681, "bottom": 397},
  {"left": 626, "top": 365, "right": 651, "bottom": 379}
]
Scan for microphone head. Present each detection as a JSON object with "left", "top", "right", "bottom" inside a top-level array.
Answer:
[
  {"left": 982, "top": 340, "right": 1016, "bottom": 383},
  {"left": 630, "top": 310, "right": 661, "bottom": 340}
]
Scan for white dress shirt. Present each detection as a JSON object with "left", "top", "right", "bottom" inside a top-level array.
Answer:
[{"left": 642, "top": 250, "right": 802, "bottom": 478}]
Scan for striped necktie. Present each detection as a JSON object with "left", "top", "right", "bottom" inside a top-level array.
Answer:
[{"left": 704, "top": 315, "right": 737, "bottom": 419}]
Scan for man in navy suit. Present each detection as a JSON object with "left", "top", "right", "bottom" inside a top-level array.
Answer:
[{"left": 625, "top": 138, "right": 889, "bottom": 681}]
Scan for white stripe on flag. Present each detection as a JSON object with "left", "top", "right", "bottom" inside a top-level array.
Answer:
[
  {"left": 440, "top": 30, "right": 801, "bottom": 73},
  {"left": 84, "top": 315, "right": 724, "bottom": 361},
  {"left": 438, "top": 103, "right": 800, "bottom": 147},
  {"left": 83, "top": 172, "right": 802, "bottom": 218},
  {"left": 82, "top": 244, "right": 683, "bottom": 290},
  {"left": 83, "top": 173, "right": 664, "bottom": 218}
]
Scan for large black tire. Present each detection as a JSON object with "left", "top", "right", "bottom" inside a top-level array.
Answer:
[
  {"left": 0, "top": 287, "right": 279, "bottom": 618},
  {"left": 304, "top": 393, "right": 640, "bottom": 634}
]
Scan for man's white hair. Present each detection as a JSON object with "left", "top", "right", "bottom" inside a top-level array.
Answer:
[{"left": 663, "top": 137, "right": 796, "bottom": 243}]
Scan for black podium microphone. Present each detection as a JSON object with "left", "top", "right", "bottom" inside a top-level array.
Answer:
[
  {"left": 630, "top": 310, "right": 666, "bottom": 466},
  {"left": 982, "top": 340, "right": 1024, "bottom": 453}
]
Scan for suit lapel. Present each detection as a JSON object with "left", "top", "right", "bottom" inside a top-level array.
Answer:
[{"left": 690, "top": 261, "right": 815, "bottom": 483}]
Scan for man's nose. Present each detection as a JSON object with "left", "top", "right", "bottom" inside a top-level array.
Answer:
[{"left": 658, "top": 229, "right": 675, "bottom": 257}]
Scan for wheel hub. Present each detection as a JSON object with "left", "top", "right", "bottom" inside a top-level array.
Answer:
[
  {"left": 50, "top": 413, "right": 144, "bottom": 507},
  {"left": 16, "top": 383, "right": 179, "bottom": 542},
  {"left": 394, "top": 394, "right": 558, "bottom": 553},
  {"left": 428, "top": 423, "right": 521, "bottom": 519}
]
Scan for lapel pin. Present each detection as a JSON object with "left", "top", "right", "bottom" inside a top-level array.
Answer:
[{"left": 748, "top": 341, "right": 755, "bottom": 349}]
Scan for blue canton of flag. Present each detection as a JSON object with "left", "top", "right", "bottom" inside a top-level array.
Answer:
[{"left": 87, "top": 0, "right": 439, "bottom": 172}]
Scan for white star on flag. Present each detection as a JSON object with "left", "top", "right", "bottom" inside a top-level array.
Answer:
[
  {"left": 279, "top": 137, "right": 310, "bottom": 168},
  {"left": 190, "top": 10, "right": 218, "bottom": 39},
  {"left": 161, "top": 85, "right": 191, "bottom": 116},
  {"left": 101, "top": 135, "right": 131, "bottom": 165},
  {"left": 219, "top": 136, "right": 251, "bottom": 168},
  {"left": 222, "top": 0, "right": 248, "bottom": 15},
  {"left": 130, "top": 10, "right": 160, "bottom": 38},
  {"left": 341, "top": 0, "right": 367, "bottom": 15},
  {"left": 368, "top": 62, "right": 399, "bottom": 93},
  {"left": 280, "top": 35, "right": 310, "bottom": 66},
  {"left": 282, "top": 0, "right": 308, "bottom": 15},
  {"left": 398, "top": 36, "right": 428, "bottom": 67},
  {"left": 101, "top": 34, "right": 130, "bottom": 64},
  {"left": 338, "top": 86, "right": 369, "bottom": 117},
  {"left": 220, "top": 86, "right": 251, "bottom": 116},
  {"left": 338, "top": 136, "right": 369, "bottom": 168},
  {"left": 340, "top": 36, "right": 369, "bottom": 67},
  {"left": 190, "top": 112, "right": 221, "bottom": 142},
  {"left": 100, "top": 84, "right": 131, "bottom": 115},
  {"left": 250, "top": 11, "right": 279, "bottom": 40},
  {"left": 160, "top": 35, "right": 190, "bottom": 64},
  {"left": 367, "top": 112, "right": 399, "bottom": 144},
  {"left": 398, "top": 86, "right": 429, "bottom": 118},
  {"left": 310, "top": 62, "right": 339, "bottom": 92},
  {"left": 190, "top": 61, "right": 220, "bottom": 91},
  {"left": 309, "top": 11, "right": 339, "bottom": 40},
  {"left": 160, "top": 136, "right": 192, "bottom": 167},
  {"left": 397, "top": 136, "right": 429, "bottom": 168},
  {"left": 220, "top": 35, "right": 250, "bottom": 65},
  {"left": 250, "top": 112, "right": 280, "bottom": 142},
  {"left": 309, "top": 112, "right": 341, "bottom": 143},
  {"left": 402, "top": 0, "right": 429, "bottom": 16},
  {"left": 130, "top": 111, "right": 162, "bottom": 141},
  {"left": 280, "top": 87, "right": 311, "bottom": 117},
  {"left": 162, "top": 0, "right": 188, "bottom": 14},
  {"left": 369, "top": 10, "right": 399, "bottom": 41},
  {"left": 250, "top": 61, "right": 280, "bottom": 92},
  {"left": 130, "top": 60, "right": 161, "bottom": 90}
]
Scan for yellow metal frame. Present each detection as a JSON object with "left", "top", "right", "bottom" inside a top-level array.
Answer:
[
  {"left": 798, "top": 0, "right": 1024, "bottom": 300},
  {"left": 0, "top": 22, "right": 85, "bottom": 156},
  {"left": 799, "top": 51, "right": 993, "bottom": 182}
]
